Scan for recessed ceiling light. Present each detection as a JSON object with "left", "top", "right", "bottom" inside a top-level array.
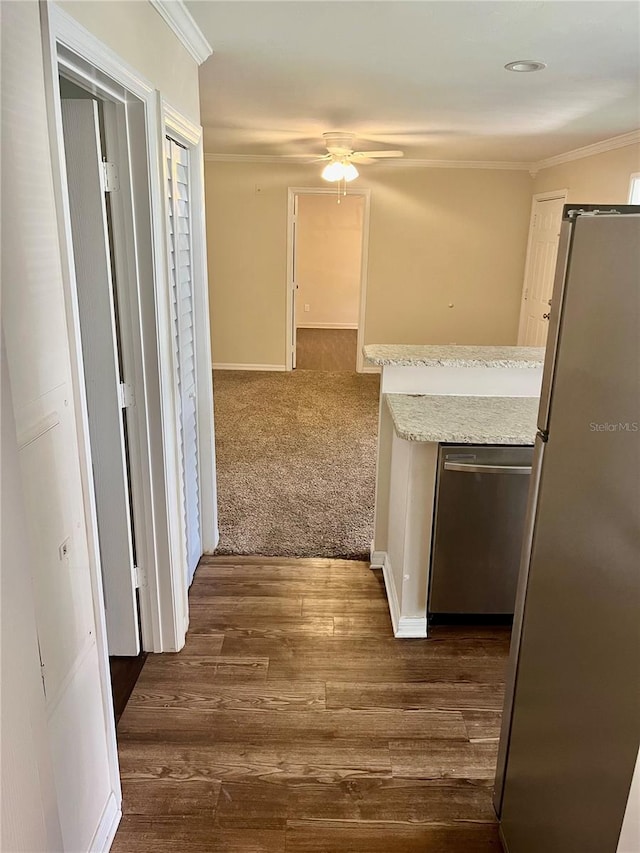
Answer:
[{"left": 505, "top": 60, "right": 547, "bottom": 73}]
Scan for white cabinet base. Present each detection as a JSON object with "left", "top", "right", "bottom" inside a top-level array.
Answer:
[
  {"left": 372, "top": 434, "right": 439, "bottom": 638},
  {"left": 375, "top": 554, "right": 428, "bottom": 637},
  {"left": 371, "top": 359, "right": 543, "bottom": 639}
]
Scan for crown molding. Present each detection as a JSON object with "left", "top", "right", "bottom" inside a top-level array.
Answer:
[
  {"left": 204, "top": 153, "right": 533, "bottom": 170},
  {"left": 150, "top": 1, "right": 213, "bottom": 65},
  {"left": 534, "top": 129, "right": 640, "bottom": 171}
]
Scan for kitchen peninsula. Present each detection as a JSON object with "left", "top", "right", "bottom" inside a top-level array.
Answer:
[{"left": 365, "top": 344, "right": 545, "bottom": 638}]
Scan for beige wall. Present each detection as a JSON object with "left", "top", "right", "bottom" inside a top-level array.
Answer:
[
  {"left": 534, "top": 144, "right": 640, "bottom": 202},
  {"left": 296, "top": 193, "right": 364, "bottom": 328},
  {"left": 59, "top": 0, "right": 200, "bottom": 121},
  {"left": 206, "top": 161, "right": 533, "bottom": 366}
]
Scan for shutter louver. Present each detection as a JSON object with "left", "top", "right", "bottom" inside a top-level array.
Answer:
[{"left": 166, "top": 137, "right": 201, "bottom": 584}]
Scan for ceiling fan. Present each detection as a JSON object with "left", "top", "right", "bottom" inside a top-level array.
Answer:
[{"left": 312, "top": 132, "right": 404, "bottom": 182}]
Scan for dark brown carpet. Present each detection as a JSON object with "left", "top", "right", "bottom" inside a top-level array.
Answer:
[{"left": 212, "top": 370, "right": 380, "bottom": 559}]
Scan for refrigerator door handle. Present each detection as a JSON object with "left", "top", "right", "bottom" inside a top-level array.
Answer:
[{"left": 538, "top": 219, "right": 573, "bottom": 432}]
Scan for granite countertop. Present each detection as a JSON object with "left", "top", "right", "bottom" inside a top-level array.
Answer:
[
  {"left": 386, "top": 394, "right": 539, "bottom": 445},
  {"left": 364, "top": 344, "right": 545, "bottom": 369}
]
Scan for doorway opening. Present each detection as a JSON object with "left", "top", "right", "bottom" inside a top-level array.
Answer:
[
  {"left": 58, "top": 73, "right": 147, "bottom": 716},
  {"left": 212, "top": 186, "right": 377, "bottom": 559},
  {"left": 287, "top": 187, "right": 370, "bottom": 372}
]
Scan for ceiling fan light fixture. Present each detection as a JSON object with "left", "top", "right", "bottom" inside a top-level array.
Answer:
[
  {"left": 342, "top": 162, "right": 359, "bottom": 182},
  {"left": 321, "top": 160, "right": 359, "bottom": 183},
  {"left": 321, "top": 161, "right": 345, "bottom": 182},
  {"left": 504, "top": 59, "right": 546, "bottom": 73}
]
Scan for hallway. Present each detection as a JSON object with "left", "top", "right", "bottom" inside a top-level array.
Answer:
[{"left": 112, "top": 557, "right": 508, "bottom": 852}]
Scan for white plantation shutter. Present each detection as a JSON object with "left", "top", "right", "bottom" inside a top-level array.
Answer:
[{"left": 166, "top": 137, "right": 201, "bottom": 584}]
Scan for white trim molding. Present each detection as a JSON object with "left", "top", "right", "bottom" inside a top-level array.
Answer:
[
  {"left": 529, "top": 188, "right": 570, "bottom": 202},
  {"left": 88, "top": 792, "right": 121, "bottom": 853},
  {"left": 212, "top": 363, "right": 287, "bottom": 372},
  {"left": 534, "top": 129, "right": 640, "bottom": 172},
  {"left": 370, "top": 545, "right": 386, "bottom": 569},
  {"left": 150, "top": 1, "right": 213, "bottom": 65},
  {"left": 297, "top": 322, "right": 359, "bottom": 330},
  {"left": 49, "top": 4, "right": 155, "bottom": 99},
  {"left": 379, "top": 553, "right": 428, "bottom": 638},
  {"left": 163, "top": 101, "right": 201, "bottom": 147}
]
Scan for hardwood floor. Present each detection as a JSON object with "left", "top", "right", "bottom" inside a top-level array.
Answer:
[
  {"left": 112, "top": 557, "right": 509, "bottom": 852},
  {"left": 110, "top": 653, "right": 147, "bottom": 724}
]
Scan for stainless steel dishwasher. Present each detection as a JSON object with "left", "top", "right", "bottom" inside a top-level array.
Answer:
[{"left": 429, "top": 444, "right": 533, "bottom": 618}]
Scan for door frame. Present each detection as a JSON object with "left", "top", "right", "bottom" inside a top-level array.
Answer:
[
  {"left": 162, "top": 103, "right": 219, "bottom": 569},
  {"left": 42, "top": 3, "right": 192, "bottom": 677},
  {"left": 517, "top": 189, "right": 568, "bottom": 344},
  {"left": 286, "top": 187, "right": 371, "bottom": 372}
]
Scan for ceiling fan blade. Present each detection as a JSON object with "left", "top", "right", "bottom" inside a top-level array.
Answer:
[
  {"left": 283, "top": 152, "right": 324, "bottom": 157},
  {"left": 350, "top": 157, "right": 377, "bottom": 165},
  {"left": 353, "top": 150, "right": 405, "bottom": 159},
  {"left": 281, "top": 153, "right": 331, "bottom": 162}
]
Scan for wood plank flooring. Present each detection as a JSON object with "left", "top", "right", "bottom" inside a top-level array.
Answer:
[
  {"left": 112, "top": 557, "right": 510, "bottom": 852},
  {"left": 110, "top": 652, "right": 147, "bottom": 723}
]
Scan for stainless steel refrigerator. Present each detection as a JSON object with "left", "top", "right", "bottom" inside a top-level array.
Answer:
[{"left": 494, "top": 206, "right": 640, "bottom": 852}]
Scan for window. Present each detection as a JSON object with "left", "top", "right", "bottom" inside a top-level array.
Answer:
[{"left": 629, "top": 173, "right": 640, "bottom": 204}]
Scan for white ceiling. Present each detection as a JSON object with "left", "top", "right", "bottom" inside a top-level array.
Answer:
[{"left": 187, "top": 1, "right": 640, "bottom": 162}]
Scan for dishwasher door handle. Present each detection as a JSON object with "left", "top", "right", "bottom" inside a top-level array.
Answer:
[{"left": 443, "top": 461, "right": 532, "bottom": 475}]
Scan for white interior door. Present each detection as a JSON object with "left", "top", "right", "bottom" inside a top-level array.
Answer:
[
  {"left": 61, "top": 99, "right": 140, "bottom": 655},
  {"left": 518, "top": 195, "right": 566, "bottom": 347},
  {"left": 166, "top": 137, "right": 202, "bottom": 584}
]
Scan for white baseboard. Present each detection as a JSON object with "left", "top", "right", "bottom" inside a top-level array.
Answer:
[
  {"left": 381, "top": 552, "right": 401, "bottom": 634},
  {"left": 212, "top": 363, "right": 286, "bottom": 372},
  {"left": 90, "top": 791, "right": 121, "bottom": 852},
  {"left": 297, "top": 322, "right": 358, "bottom": 330},
  {"left": 202, "top": 526, "right": 219, "bottom": 555},
  {"left": 380, "top": 552, "right": 428, "bottom": 638},
  {"left": 396, "top": 614, "right": 428, "bottom": 638},
  {"left": 370, "top": 542, "right": 386, "bottom": 569}
]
